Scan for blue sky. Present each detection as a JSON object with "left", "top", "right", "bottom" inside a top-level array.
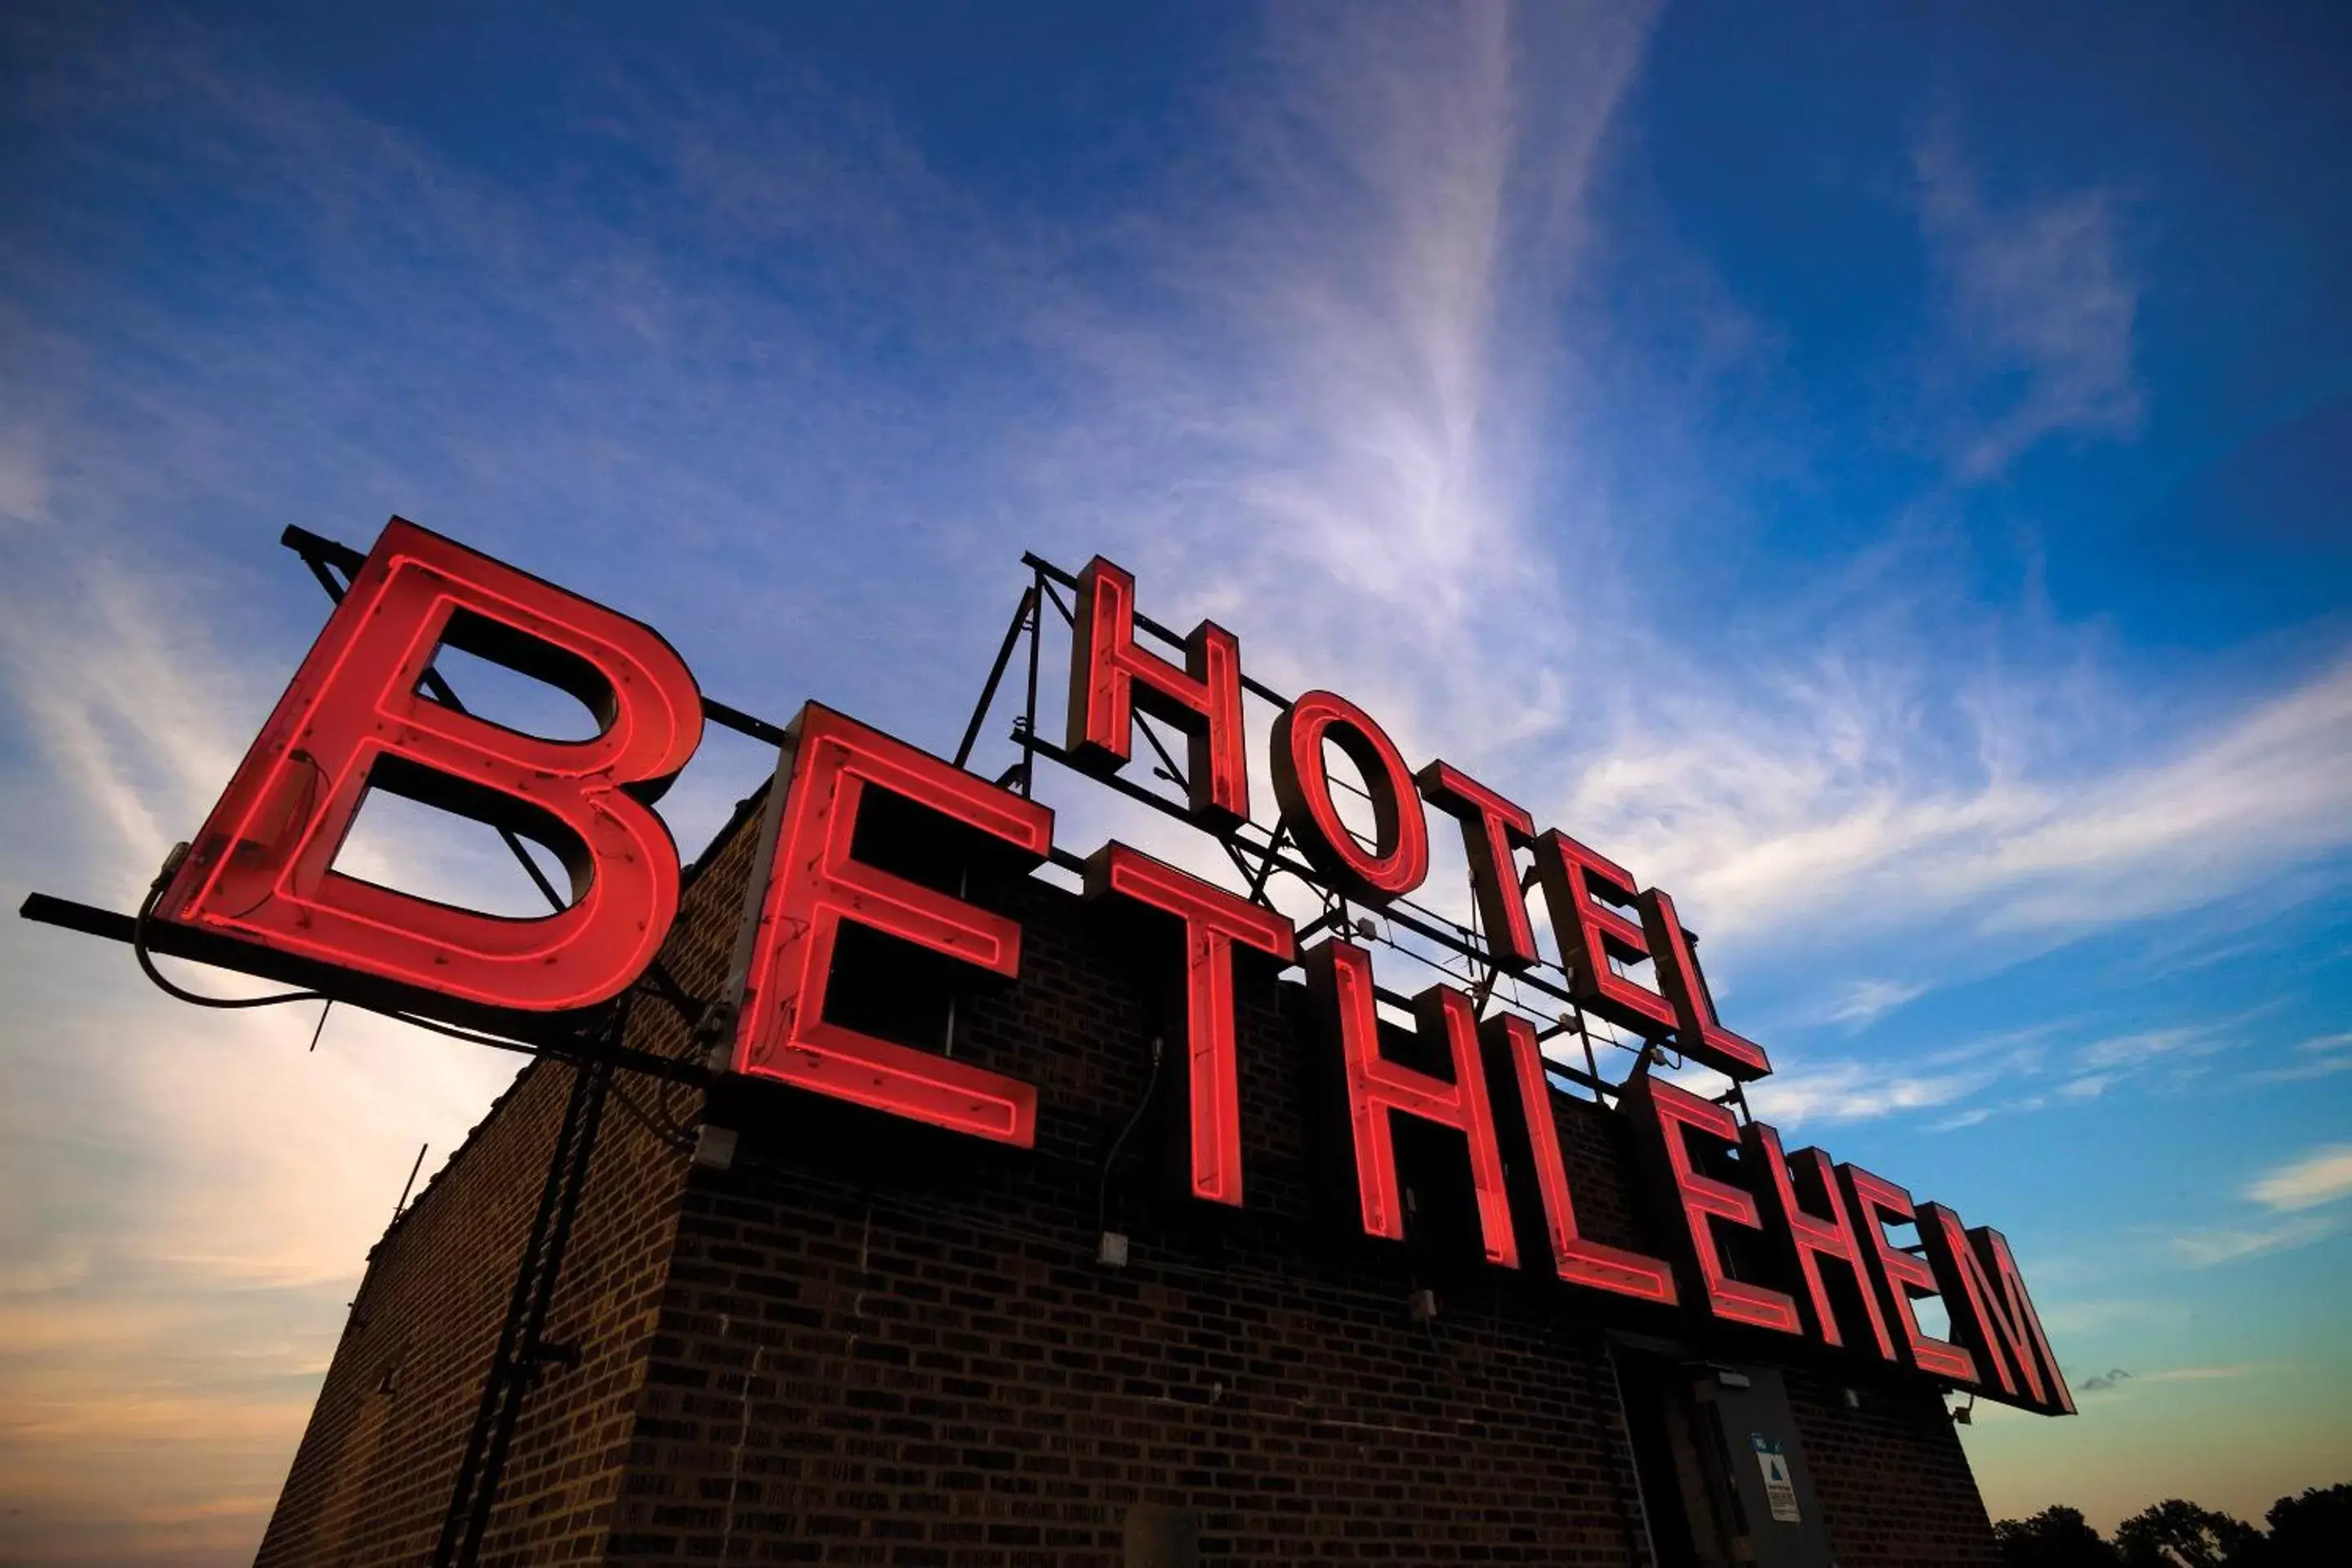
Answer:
[{"left": 2, "top": 2, "right": 2348, "bottom": 1560}]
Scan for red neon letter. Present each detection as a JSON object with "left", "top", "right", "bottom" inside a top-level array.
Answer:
[
  {"left": 1082, "top": 841, "right": 1295, "bottom": 1206},
  {"left": 1530, "top": 831, "right": 1677, "bottom": 1036},
  {"left": 1637, "top": 889, "right": 1769, "bottom": 1079},
  {"left": 1489, "top": 1013, "right": 1677, "bottom": 1304},
  {"left": 1416, "top": 762, "right": 1539, "bottom": 969},
  {"left": 1066, "top": 556, "right": 1249, "bottom": 826},
  {"left": 1921, "top": 1204, "right": 2072, "bottom": 1411},
  {"left": 732, "top": 703, "right": 1053, "bottom": 1146},
  {"left": 1744, "top": 1124, "right": 1896, "bottom": 1359},
  {"left": 1625, "top": 1077, "right": 1803, "bottom": 1334},
  {"left": 1303, "top": 939, "right": 1516, "bottom": 1265},
  {"left": 1272, "top": 691, "right": 1430, "bottom": 905},
  {"left": 1839, "top": 1165, "right": 1980, "bottom": 1383},
  {"left": 1980, "top": 1224, "right": 2074, "bottom": 1414},
  {"left": 156, "top": 517, "right": 702, "bottom": 1011}
]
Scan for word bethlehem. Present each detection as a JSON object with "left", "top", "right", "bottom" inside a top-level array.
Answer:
[{"left": 149, "top": 517, "right": 2071, "bottom": 1420}]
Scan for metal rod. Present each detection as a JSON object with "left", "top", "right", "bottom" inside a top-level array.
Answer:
[
  {"left": 1019, "top": 563, "right": 1044, "bottom": 800},
  {"left": 954, "top": 586, "right": 1036, "bottom": 770},
  {"left": 1132, "top": 709, "right": 1190, "bottom": 795},
  {"left": 391, "top": 1142, "right": 429, "bottom": 1223},
  {"left": 700, "top": 698, "right": 790, "bottom": 749},
  {"left": 19, "top": 893, "right": 709, "bottom": 1087},
  {"left": 604, "top": 1076, "right": 688, "bottom": 1151},
  {"left": 1131, "top": 710, "right": 1259, "bottom": 889},
  {"left": 1037, "top": 576, "right": 1074, "bottom": 629},
  {"left": 630, "top": 959, "right": 704, "bottom": 1029},
  {"left": 1019, "top": 734, "right": 1585, "bottom": 1011},
  {"left": 281, "top": 523, "right": 366, "bottom": 575},
  {"left": 1022, "top": 551, "right": 1291, "bottom": 710},
  {"left": 1294, "top": 908, "right": 1342, "bottom": 947},
  {"left": 1242, "top": 821, "right": 1288, "bottom": 907},
  {"left": 277, "top": 525, "right": 790, "bottom": 751},
  {"left": 436, "top": 1045, "right": 612, "bottom": 1565}
]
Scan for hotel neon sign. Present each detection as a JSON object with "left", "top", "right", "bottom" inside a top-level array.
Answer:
[{"left": 35, "top": 515, "right": 2074, "bottom": 1419}]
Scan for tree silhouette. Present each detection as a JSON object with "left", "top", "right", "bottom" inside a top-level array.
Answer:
[
  {"left": 1998, "top": 1481, "right": 2352, "bottom": 1568},
  {"left": 2261, "top": 1482, "right": 2352, "bottom": 1567},
  {"left": 2114, "top": 1499, "right": 2261, "bottom": 1567},
  {"left": 1993, "top": 1505, "right": 2123, "bottom": 1567}
]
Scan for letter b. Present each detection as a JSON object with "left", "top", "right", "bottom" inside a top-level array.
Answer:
[{"left": 155, "top": 517, "right": 703, "bottom": 1012}]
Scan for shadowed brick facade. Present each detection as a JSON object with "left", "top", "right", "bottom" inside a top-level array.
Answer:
[{"left": 255, "top": 796, "right": 2001, "bottom": 1566}]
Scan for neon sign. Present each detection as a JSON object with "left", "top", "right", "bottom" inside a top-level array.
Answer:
[
  {"left": 69, "top": 517, "right": 2076, "bottom": 1417},
  {"left": 729, "top": 702, "right": 1054, "bottom": 1146},
  {"left": 154, "top": 520, "right": 702, "bottom": 1012},
  {"left": 1081, "top": 841, "right": 1295, "bottom": 1207}
]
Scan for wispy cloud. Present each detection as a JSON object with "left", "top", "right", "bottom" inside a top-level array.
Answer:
[
  {"left": 1496, "top": 155, "right": 2332, "bottom": 986},
  {"left": 1820, "top": 978, "right": 1927, "bottom": 1031},
  {"left": 4, "top": 3, "right": 2340, "bottom": 969},
  {"left": 2078, "top": 1027, "right": 2229, "bottom": 1071},
  {"left": 0, "top": 425, "right": 46, "bottom": 527},
  {"left": 1579, "top": 651, "right": 2352, "bottom": 968},
  {"left": 1746, "top": 1054, "right": 1999, "bottom": 1129},
  {"left": 0, "top": 519, "right": 535, "bottom": 1547},
  {"left": 2246, "top": 1143, "right": 2352, "bottom": 1213},
  {"left": 2162, "top": 1143, "right": 2352, "bottom": 1268},
  {"left": 0, "top": 564, "right": 251, "bottom": 890},
  {"left": 22, "top": 0, "right": 2316, "bottom": 1000},
  {"left": 2078, "top": 1364, "right": 2263, "bottom": 1396},
  {"left": 2246, "top": 1032, "right": 2352, "bottom": 1085},
  {"left": 1916, "top": 126, "right": 2144, "bottom": 479},
  {"left": 1920, "top": 1012, "right": 2293, "bottom": 1129},
  {"left": 1859, "top": 1009, "right": 2304, "bottom": 1132},
  {"left": 1031, "top": 0, "right": 1657, "bottom": 766},
  {"left": 1730, "top": 1012, "right": 2055, "bottom": 1134},
  {"left": 2033, "top": 1298, "right": 2177, "bottom": 1335},
  {"left": 2172, "top": 1216, "right": 2334, "bottom": 1267},
  {"left": 2138, "top": 1364, "right": 2264, "bottom": 1383},
  {"left": 1751, "top": 1029, "right": 2065, "bottom": 1132}
]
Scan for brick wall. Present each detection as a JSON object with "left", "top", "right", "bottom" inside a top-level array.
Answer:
[
  {"left": 1787, "top": 1366, "right": 1998, "bottom": 1566},
  {"left": 256, "top": 800, "right": 2001, "bottom": 1567},
  {"left": 254, "top": 803, "right": 760, "bottom": 1566}
]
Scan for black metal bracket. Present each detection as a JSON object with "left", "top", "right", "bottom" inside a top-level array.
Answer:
[
  {"left": 434, "top": 1036, "right": 614, "bottom": 1566},
  {"left": 17, "top": 892, "right": 710, "bottom": 1089},
  {"left": 278, "top": 524, "right": 791, "bottom": 750},
  {"left": 981, "top": 552, "right": 1681, "bottom": 1106},
  {"left": 522, "top": 1339, "right": 583, "bottom": 1372}
]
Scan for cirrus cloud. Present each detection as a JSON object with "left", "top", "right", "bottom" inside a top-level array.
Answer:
[{"left": 2246, "top": 1143, "right": 2352, "bottom": 1213}]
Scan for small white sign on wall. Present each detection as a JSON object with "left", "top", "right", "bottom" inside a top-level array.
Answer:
[{"left": 1752, "top": 1433, "right": 1802, "bottom": 1524}]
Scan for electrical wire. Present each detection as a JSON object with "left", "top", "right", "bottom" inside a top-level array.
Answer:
[
  {"left": 132, "top": 851, "right": 325, "bottom": 1010},
  {"left": 1096, "top": 1033, "right": 1165, "bottom": 1236},
  {"left": 133, "top": 842, "right": 696, "bottom": 1089},
  {"left": 135, "top": 887, "right": 574, "bottom": 1052}
]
